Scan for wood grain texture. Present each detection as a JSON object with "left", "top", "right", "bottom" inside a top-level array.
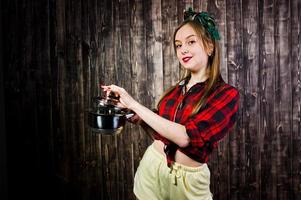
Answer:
[
  {"left": 291, "top": 0, "right": 301, "bottom": 198},
  {"left": 274, "top": 1, "right": 292, "bottom": 199},
  {"left": 2, "top": 0, "right": 301, "bottom": 199},
  {"left": 161, "top": 0, "right": 180, "bottom": 89},
  {"left": 241, "top": 0, "right": 260, "bottom": 199},
  {"left": 258, "top": 0, "right": 276, "bottom": 199}
]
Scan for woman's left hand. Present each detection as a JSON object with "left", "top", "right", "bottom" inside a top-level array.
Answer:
[{"left": 101, "top": 84, "right": 137, "bottom": 110}]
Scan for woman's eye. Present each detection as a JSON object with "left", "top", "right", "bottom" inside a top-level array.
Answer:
[
  {"left": 188, "top": 40, "right": 195, "bottom": 45},
  {"left": 175, "top": 44, "right": 182, "bottom": 49}
]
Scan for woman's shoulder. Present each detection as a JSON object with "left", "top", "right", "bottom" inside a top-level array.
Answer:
[{"left": 215, "top": 79, "right": 240, "bottom": 98}]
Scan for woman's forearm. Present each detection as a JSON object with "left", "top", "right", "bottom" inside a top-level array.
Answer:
[
  {"left": 139, "top": 121, "right": 155, "bottom": 139},
  {"left": 100, "top": 84, "right": 189, "bottom": 146},
  {"left": 131, "top": 102, "right": 190, "bottom": 147}
]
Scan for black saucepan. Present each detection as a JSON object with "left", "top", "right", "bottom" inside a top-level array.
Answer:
[{"left": 87, "top": 95, "right": 134, "bottom": 135}]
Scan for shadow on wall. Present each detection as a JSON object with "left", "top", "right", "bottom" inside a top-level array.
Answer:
[{"left": 0, "top": 0, "right": 8, "bottom": 197}]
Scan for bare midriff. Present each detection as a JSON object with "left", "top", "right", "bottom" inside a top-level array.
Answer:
[{"left": 153, "top": 140, "right": 203, "bottom": 167}]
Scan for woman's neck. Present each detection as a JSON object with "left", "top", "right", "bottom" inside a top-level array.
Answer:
[
  {"left": 185, "top": 71, "right": 208, "bottom": 92},
  {"left": 189, "top": 70, "right": 208, "bottom": 85}
]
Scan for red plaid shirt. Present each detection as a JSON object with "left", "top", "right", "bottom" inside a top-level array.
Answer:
[{"left": 153, "top": 76, "right": 239, "bottom": 167}]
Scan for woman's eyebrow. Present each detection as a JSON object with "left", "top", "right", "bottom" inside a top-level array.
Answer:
[{"left": 175, "top": 34, "right": 196, "bottom": 43}]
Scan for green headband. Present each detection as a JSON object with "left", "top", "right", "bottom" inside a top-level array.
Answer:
[{"left": 184, "top": 7, "right": 221, "bottom": 41}]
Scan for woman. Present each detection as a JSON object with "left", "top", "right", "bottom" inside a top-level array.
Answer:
[{"left": 102, "top": 8, "right": 239, "bottom": 200}]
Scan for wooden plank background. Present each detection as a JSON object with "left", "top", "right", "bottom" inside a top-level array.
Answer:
[{"left": 2, "top": 0, "right": 300, "bottom": 199}]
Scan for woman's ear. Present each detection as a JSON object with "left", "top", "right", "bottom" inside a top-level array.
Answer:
[{"left": 207, "top": 41, "right": 214, "bottom": 56}]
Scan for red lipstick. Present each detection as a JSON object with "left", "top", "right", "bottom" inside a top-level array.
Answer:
[{"left": 182, "top": 56, "right": 192, "bottom": 63}]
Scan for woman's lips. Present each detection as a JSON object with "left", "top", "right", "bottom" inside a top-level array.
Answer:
[{"left": 182, "top": 56, "right": 192, "bottom": 63}]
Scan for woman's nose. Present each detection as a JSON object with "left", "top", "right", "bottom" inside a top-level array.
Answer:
[{"left": 181, "top": 48, "right": 189, "bottom": 54}]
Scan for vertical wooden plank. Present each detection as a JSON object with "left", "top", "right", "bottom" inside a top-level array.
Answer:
[
  {"left": 49, "top": 0, "right": 58, "bottom": 188},
  {"left": 258, "top": 0, "right": 276, "bottom": 199},
  {"left": 95, "top": 1, "right": 108, "bottom": 199},
  {"left": 241, "top": 0, "right": 260, "bottom": 199},
  {"left": 5, "top": 1, "right": 34, "bottom": 198},
  {"left": 130, "top": 0, "right": 148, "bottom": 171},
  {"left": 291, "top": 0, "right": 301, "bottom": 198},
  {"left": 0, "top": 0, "right": 7, "bottom": 198},
  {"left": 115, "top": 0, "right": 136, "bottom": 199},
  {"left": 94, "top": 1, "right": 118, "bottom": 199},
  {"left": 98, "top": 0, "right": 119, "bottom": 199},
  {"left": 225, "top": 0, "right": 244, "bottom": 199},
  {"left": 33, "top": 0, "right": 55, "bottom": 197},
  {"left": 147, "top": 0, "right": 163, "bottom": 108},
  {"left": 274, "top": 0, "right": 292, "bottom": 199},
  {"left": 161, "top": 0, "right": 179, "bottom": 90},
  {"left": 91, "top": 0, "right": 104, "bottom": 198},
  {"left": 193, "top": 0, "right": 208, "bottom": 12},
  {"left": 65, "top": 0, "right": 78, "bottom": 187},
  {"left": 20, "top": 1, "right": 48, "bottom": 198},
  {"left": 80, "top": 0, "right": 104, "bottom": 199},
  {"left": 53, "top": 0, "right": 73, "bottom": 191},
  {"left": 50, "top": 0, "right": 77, "bottom": 198},
  {"left": 51, "top": 0, "right": 66, "bottom": 189},
  {"left": 80, "top": 0, "right": 90, "bottom": 199},
  {"left": 243, "top": 0, "right": 261, "bottom": 197},
  {"left": 63, "top": 0, "right": 85, "bottom": 198}
]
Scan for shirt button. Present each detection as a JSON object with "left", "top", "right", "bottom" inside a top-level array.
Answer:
[{"left": 164, "top": 145, "right": 169, "bottom": 154}]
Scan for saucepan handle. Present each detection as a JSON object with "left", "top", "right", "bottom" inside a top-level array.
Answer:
[{"left": 125, "top": 112, "right": 135, "bottom": 119}]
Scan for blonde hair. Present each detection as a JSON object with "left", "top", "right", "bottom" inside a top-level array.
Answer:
[{"left": 157, "top": 20, "right": 221, "bottom": 116}]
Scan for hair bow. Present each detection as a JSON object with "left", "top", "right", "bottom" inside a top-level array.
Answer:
[{"left": 184, "top": 7, "right": 221, "bottom": 41}]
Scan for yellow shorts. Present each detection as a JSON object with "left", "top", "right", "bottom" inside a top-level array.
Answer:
[{"left": 133, "top": 143, "right": 213, "bottom": 200}]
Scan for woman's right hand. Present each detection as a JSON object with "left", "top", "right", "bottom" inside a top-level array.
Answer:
[{"left": 101, "top": 84, "right": 138, "bottom": 110}]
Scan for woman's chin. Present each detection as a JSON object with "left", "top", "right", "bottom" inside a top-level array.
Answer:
[
  {"left": 182, "top": 64, "right": 195, "bottom": 71},
  {"left": 182, "top": 64, "right": 207, "bottom": 73}
]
